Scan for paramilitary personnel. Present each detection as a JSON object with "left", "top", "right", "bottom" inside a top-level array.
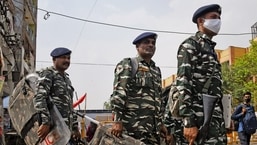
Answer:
[
  {"left": 33, "top": 47, "right": 80, "bottom": 144},
  {"left": 110, "top": 32, "right": 168, "bottom": 145},
  {"left": 164, "top": 4, "right": 227, "bottom": 145}
]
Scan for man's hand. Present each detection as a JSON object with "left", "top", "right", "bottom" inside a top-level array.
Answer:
[
  {"left": 166, "top": 134, "right": 174, "bottom": 145},
  {"left": 111, "top": 122, "right": 123, "bottom": 137},
  {"left": 160, "top": 124, "right": 168, "bottom": 138},
  {"left": 37, "top": 124, "right": 51, "bottom": 140},
  {"left": 184, "top": 127, "right": 198, "bottom": 145},
  {"left": 242, "top": 107, "right": 247, "bottom": 114},
  {"left": 71, "top": 125, "right": 81, "bottom": 142}
]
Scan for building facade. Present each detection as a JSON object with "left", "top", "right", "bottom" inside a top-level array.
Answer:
[{"left": 0, "top": 0, "right": 37, "bottom": 144}]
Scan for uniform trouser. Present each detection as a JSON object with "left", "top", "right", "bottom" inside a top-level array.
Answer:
[{"left": 238, "top": 131, "right": 251, "bottom": 145}]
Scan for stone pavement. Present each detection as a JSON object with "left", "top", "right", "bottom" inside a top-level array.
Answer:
[{"left": 228, "top": 131, "right": 257, "bottom": 145}]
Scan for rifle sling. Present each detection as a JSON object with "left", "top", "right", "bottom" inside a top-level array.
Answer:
[{"left": 202, "top": 63, "right": 217, "bottom": 94}]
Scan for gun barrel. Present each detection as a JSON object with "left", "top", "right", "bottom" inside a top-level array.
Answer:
[
  {"left": 84, "top": 115, "right": 100, "bottom": 125},
  {"left": 73, "top": 110, "right": 85, "bottom": 118},
  {"left": 202, "top": 94, "right": 218, "bottom": 125}
]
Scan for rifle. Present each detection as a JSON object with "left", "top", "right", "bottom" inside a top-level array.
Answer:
[
  {"left": 197, "top": 94, "right": 218, "bottom": 145},
  {"left": 196, "top": 63, "right": 218, "bottom": 145}
]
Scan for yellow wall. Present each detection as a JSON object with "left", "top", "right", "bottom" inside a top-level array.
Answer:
[
  {"left": 162, "top": 74, "right": 176, "bottom": 88},
  {"left": 218, "top": 46, "right": 249, "bottom": 65}
]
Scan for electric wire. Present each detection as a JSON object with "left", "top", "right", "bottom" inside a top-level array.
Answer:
[
  {"left": 11, "top": 0, "right": 255, "bottom": 70},
  {"left": 38, "top": 7, "right": 254, "bottom": 36},
  {"left": 12, "top": 0, "right": 255, "bottom": 36},
  {"left": 36, "top": 7, "right": 255, "bottom": 36},
  {"left": 36, "top": 60, "right": 177, "bottom": 69}
]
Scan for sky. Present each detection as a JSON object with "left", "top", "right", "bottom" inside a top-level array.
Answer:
[{"left": 36, "top": 0, "right": 257, "bottom": 110}]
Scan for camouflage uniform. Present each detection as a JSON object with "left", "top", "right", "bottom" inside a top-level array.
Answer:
[
  {"left": 110, "top": 56, "right": 163, "bottom": 145},
  {"left": 164, "top": 31, "right": 227, "bottom": 145},
  {"left": 33, "top": 66, "right": 75, "bottom": 131}
]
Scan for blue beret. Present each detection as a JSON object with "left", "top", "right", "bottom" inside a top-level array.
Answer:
[
  {"left": 192, "top": 4, "right": 221, "bottom": 23},
  {"left": 50, "top": 47, "right": 72, "bottom": 57},
  {"left": 132, "top": 32, "right": 157, "bottom": 45}
]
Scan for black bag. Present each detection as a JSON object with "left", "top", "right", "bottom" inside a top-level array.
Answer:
[{"left": 242, "top": 106, "right": 257, "bottom": 134}]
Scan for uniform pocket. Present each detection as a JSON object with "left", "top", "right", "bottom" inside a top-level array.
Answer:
[{"left": 135, "top": 71, "right": 154, "bottom": 88}]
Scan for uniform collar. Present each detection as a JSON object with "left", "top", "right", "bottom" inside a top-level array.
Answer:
[
  {"left": 136, "top": 55, "right": 156, "bottom": 67},
  {"left": 195, "top": 31, "right": 217, "bottom": 46},
  {"left": 50, "top": 66, "right": 69, "bottom": 76}
]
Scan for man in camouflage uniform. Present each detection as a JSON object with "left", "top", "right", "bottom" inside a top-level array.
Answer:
[
  {"left": 164, "top": 4, "right": 227, "bottom": 145},
  {"left": 110, "top": 32, "right": 167, "bottom": 145},
  {"left": 33, "top": 47, "right": 80, "bottom": 144}
]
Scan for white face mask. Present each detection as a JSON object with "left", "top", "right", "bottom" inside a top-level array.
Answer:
[{"left": 203, "top": 19, "right": 221, "bottom": 34}]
